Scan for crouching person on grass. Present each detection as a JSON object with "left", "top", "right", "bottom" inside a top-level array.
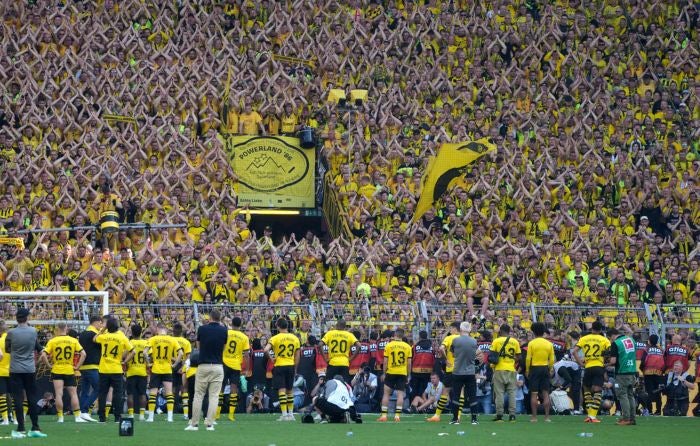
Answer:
[{"left": 309, "top": 376, "right": 362, "bottom": 424}]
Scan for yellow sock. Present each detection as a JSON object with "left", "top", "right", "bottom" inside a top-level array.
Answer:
[
  {"left": 166, "top": 394, "right": 174, "bottom": 414},
  {"left": 435, "top": 394, "right": 448, "bottom": 416},
  {"left": 0, "top": 395, "right": 7, "bottom": 421},
  {"left": 229, "top": 394, "right": 237, "bottom": 420},
  {"left": 278, "top": 392, "right": 287, "bottom": 415},
  {"left": 148, "top": 395, "right": 156, "bottom": 414},
  {"left": 73, "top": 410, "right": 81, "bottom": 417},
  {"left": 287, "top": 393, "right": 294, "bottom": 414},
  {"left": 216, "top": 394, "right": 223, "bottom": 418},
  {"left": 182, "top": 393, "right": 189, "bottom": 417},
  {"left": 105, "top": 403, "right": 112, "bottom": 418},
  {"left": 57, "top": 410, "right": 63, "bottom": 418},
  {"left": 23, "top": 401, "right": 28, "bottom": 416},
  {"left": 127, "top": 408, "right": 134, "bottom": 416}
]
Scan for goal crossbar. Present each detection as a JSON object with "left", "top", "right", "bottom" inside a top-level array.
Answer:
[{"left": 0, "top": 291, "right": 109, "bottom": 317}]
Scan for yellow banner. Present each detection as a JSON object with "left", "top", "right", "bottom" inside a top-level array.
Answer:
[
  {"left": 322, "top": 173, "right": 351, "bottom": 240},
  {"left": 0, "top": 237, "right": 25, "bottom": 250},
  {"left": 225, "top": 136, "right": 315, "bottom": 208},
  {"left": 272, "top": 53, "right": 316, "bottom": 68},
  {"left": 413, "top": 138, "right": 496, "bottom": 222}
]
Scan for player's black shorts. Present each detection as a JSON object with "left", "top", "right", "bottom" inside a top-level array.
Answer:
[
  {"left": 224, "top": 366, "right": 241, "bottom": 388},
  {"left": 172, "top": 362, "right": 184, "bottom": 388},
  {"left": 582, "top": 366, "right": 605, "bottom": 388},
  {"left": 383, "top": 373, "right": 407, "bottom": 391},
  {"left": 0, "top": 377, "right": 8, "bottom": 393},
  {"left": 149, "top": 373, "right": 173, "bottom": 389},
  {"left": 127, "top": 376, "right": 148, "bottom": 396},
  {"left": 51, "top": 373, "right": 77, "bottom": 387},
  {"left": 528, "top": 366, "right": 551, "bottom": 392},
  {"left": 272, "top": 365, "right": 295, "bottom": 390},
  {"left": 451, "top": 374, "right": 476, "bottom": 402},
  {"left": 326, "top": 365, "right": 350, "bottom": 382},
  {"left": 442, "top": 372, "right": 453, "bottom": 388}
]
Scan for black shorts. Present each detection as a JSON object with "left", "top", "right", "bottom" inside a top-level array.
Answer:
[
  {"left": 315, "top": 398, "right": 346, "bottom": 423},
  {"left": 272, "top": 365, "right": 295, "bottom": 390},
  {"left": 326, "top": 365, "right": 350, "bottom": 382},
  {"left": 0, "top": 377, "right": 8, "bottom": 393},
  {"left": 51, "top": 373, "right": 77, "bottom": 387},
  {"left": 452, "top": 374, "right": 476, "bottom": 402},
  {"left": 173, "top": 372, "right": 183, "bottom": 389},
  {"left": 442, "top": 372, "right": 453, "bottom": 388},
  {"left": 224, "top": 366, "right": 241, "bottom": 388},
  {"left": 582, "top": 366, "right": 605, "bottom": 388},
  {"left": 383, "top": 373, "right": 407, "bottom": 391},
  {"left": 149, "top": 373, "right": 173, "bottom": 389},
  {"left": 127, "top": 376, "right": 148, "bottom": 396},
  {"left": 528, "top": 366, "right": 551, "bottom": 392}
]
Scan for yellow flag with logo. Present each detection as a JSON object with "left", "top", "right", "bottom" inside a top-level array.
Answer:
[{"left": 413, "top": 138, "right": 496, "bottom": 222}]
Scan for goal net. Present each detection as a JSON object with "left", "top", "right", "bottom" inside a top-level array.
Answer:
[{"left": 0, "top": 291, "right": 109, "bottom": 331}]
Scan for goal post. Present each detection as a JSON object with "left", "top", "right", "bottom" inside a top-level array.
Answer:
[{"left": 0, "top": 291, "right": 109, "bottom": 327}]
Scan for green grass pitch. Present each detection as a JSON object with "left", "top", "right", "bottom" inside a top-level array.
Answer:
[{"left": 3, "top": 414, "right": 698, "bottom": 446}]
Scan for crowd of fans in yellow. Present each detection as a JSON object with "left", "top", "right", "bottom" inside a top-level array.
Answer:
[{"left": 0, "top": 1, "right": 698, "bottom": 342}]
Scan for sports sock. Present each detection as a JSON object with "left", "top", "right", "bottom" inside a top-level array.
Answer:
[
  {"left": 457, "top": 395, "right": 465, "bottom": 420},
  {"left": 57, "top": 410, "right": 63, "bottom": 419},
  {"left": 590, "top": 392, "right": 602, "bottom": 418},
  {"left": 0, "top": 395, "right": 8, "bottom": 421},
  {"left": 139, "top": 409, "right": 146, "bottom": 418},
  {"left": 381, "top": 406, "right": 388, "bottom": 416},
  {"left": 286, "top": 393, "right": 294, "bottom": 414},
  {"left": 23, "top": 400, "right": 28, "bottom": 416},
  {"left": 182, "top": 393, "right": 189, "bottom": 417},
  {"left": 73, "top": 409, "right": 80, "bottom": 417},
  {"left": 216, "top": 394, "right": 224, "bottom": 418},
  {"left": 148, "top": 395, "right": 156, "bottom": 415},
  {"left": 277, "top": 392, "right": 287, "bottom": 415},
  {"left": 166, "top": 393, "right": 174, "bottom": 414},
  {"left": 229, "top": 394, "right": 238, "bottom": 418},
  {"left": 127, "top": 408, "right": 134, "bottom": 416},
  {"left": 105, "top": 402, "right": 112, "bottom": 418},
  {"left": 583, "top": 391, "right": 593, "bottom": 415},
  {"left": 435, "top": 394, "right": 448, "bottom": 416}
]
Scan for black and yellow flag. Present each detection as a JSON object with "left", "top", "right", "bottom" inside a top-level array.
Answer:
[{"left": 413, "top": 138, "right": 496, "bottom": 222}]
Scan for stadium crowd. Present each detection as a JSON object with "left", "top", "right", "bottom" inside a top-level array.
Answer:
[{"left": 0, "top": 1, "right": 698, "bottom": 351}]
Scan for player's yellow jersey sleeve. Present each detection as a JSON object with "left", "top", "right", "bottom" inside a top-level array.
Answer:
[
  {"left": 96, "top": 332, "right": 133, "bottom": 374},
  {"left": 577, "top": 334, "right": 611, "bottom": 368},
  {"left": 270, "top": 333, "right": 300, "bottom": 367},
  {"left": 45, "top": 336, "right": 83, "bottom": 375},
  {"left": 384, "top": 341, "right": 412, "bottom": 376},
  {"left": 175, "top": 336, "right": 192, "bottom": 357},
  {"left": 127, "top": 339, "right": 148, "bottom": 377},
  {"left": 322, "top": 330, "right": 358, "bottom": 366},
  {"left": 442, "top": 334, "right": 457, "bottom": 372},
  {"left": 0, "top": 333, "right": 9, "bottom": 377},
  {"left": 223, "top": 330, "right": 250, "bottom": 370},
  {"left": 148, "top": 335, "right": 180, "bottom": 374}
]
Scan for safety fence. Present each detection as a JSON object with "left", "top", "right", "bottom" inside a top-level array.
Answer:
[{"left": 2, "top": 295, "right": 697, "bottom": 348}]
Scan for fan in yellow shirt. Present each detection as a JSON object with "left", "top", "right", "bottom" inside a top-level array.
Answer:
[{"left": 40, "top": 322, "right": 86, "bottom": 422}]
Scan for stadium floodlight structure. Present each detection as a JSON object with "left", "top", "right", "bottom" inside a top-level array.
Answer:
[{"left": 0, "top": 291, "right": 109, "bottom": 329}]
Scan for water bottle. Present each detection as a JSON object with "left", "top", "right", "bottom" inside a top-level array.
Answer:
[
  {"left": 456, "top": 431, "right": 465, "bottom": 436},
  {"left": 346, "top": 432, "right": 354, "bottom": 437},
  {"left": 578, "top": 433, "right": 593, "bottom": 438}
]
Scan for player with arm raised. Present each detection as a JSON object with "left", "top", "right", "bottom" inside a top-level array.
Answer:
[
  {"left": 427, "top": 321, "right": 460, "bottom": 422},
  {"left": 264, "top": 318, "right": 300, "bottom": 421},
  {"left": 144, "top": 324, "right": 183, "bottom": 422}
]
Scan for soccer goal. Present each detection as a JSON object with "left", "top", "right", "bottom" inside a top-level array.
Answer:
[{"left": 0, "top": 291, "right": 109, "bottom": 328}]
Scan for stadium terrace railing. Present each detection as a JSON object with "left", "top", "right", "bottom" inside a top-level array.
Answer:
[
  {"left": 316, "top": 299, "right": 425, "bottom": 339},
  {"left": 0, "top": 292, "right": 107, "bottom": 327},
  {"left": 653, "top": 304, "right": 700, "bottom": 348}
]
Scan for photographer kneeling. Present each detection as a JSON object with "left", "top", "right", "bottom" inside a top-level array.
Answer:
[
  {"left": 662, "top": 360, "right": 696, "bottom": 416},
  {"left": 310, "top": 376, "right": 362, "bottom": 424}
]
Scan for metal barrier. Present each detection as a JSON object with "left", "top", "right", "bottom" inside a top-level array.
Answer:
[
  {"left": 0, "top": 297, "right": 98, "bottom": 327},
  {"left": 316, "top": 300, "right": 426, "bottom": 339},
  {"left": 653, "top": 304, "right": 700, "bottom": 348}
]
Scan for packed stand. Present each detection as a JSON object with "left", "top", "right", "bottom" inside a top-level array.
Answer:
[{"left": 0, "top": 0, "right": 698, "bottom": 343}]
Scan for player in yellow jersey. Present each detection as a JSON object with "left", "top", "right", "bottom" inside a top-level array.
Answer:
[
  {"left": 144, "top": 325, "right": 183, "bottom": 422},
  {"left": 427, "top": 322, "right": 460, "bottom": 422},
  {"left": 220, "top": 317, "right": 250, "bottom": 421},
  {"left": 377, "top": 328, "right": 412, "bottom": 422},
  {"left": 264, "top": 318, "right": 300, "bottom": 421},
  {"left": 171, "top": 322, "right": 192, "bottom": 420},
  {"left": 572, "top": 321, "right": 611, "bottom": 423},
  {"left": 40, "top": 322, "right": 86, "bottom": 423},
  {"left": 0, "top": 321, "right": 11, "bottom": 424},
  {"left": 126, "top": 324, "right": 148, "bottom": 421},
  {"left": 525, "top": 322, "right": 555, "bottom": 423},
  {"left": 95, "top": 318, "right": 134, "bottom": 423},
  {"left": 320, "top": 320, "right": 360, "bottom": 383}
]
